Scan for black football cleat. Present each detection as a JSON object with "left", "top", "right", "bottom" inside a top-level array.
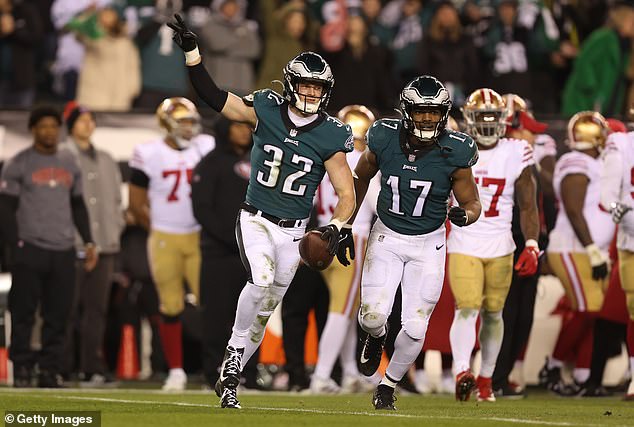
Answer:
[
  {"left": 372, "top": 384, "right": 397, "bottom": 410},
  {"left": 215, "top": 346, "right": 244, "bottom": 408},
  {"left": 218, "top": 386, "right": 241, "bottom": 409},
  {"left": 359, "top": 325, "right": 388, "bottom": 377}
]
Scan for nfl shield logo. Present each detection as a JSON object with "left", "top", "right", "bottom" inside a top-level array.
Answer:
[{"left": 290, "top": 129, "right": 297, "bottom": 137}]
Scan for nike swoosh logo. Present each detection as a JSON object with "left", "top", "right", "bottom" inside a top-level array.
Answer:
[
  {"left": 360, "top": 348, "right": 370, "bottom": 364},
  {"left": 436, "top": 244, "right": 444, "bottom": 250},
  {"left": 469, "top": 140, "right": 474, "bottom": 147},
  {"left": 293, "top": 237, "right": 302, "bottom": 242}
]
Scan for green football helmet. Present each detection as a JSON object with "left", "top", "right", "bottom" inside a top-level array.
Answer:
[
  {"left": 400, "top": 76, "right": 452, "bottom": 142},
  {"left": 283, "top": 52, "right": 334, "bottom": 114}
]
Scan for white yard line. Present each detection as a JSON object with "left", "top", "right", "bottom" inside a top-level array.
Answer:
[{"left": 0, "top": 391, "right": 621, "bottom": 427}]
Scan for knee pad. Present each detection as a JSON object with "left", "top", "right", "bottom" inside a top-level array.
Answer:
[
  {"left": 359, "top": 311, "right": 387, "bottom": 335},
  {"left": 402, "top": 319, "right": 428, "bottom": 341}
]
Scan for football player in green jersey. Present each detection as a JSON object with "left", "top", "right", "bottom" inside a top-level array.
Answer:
[
  {"left": 337, "top": 76, "right": 482, "bottom": 410},
  {"left": 169, "top": 15, "right": 356, "bottom": 409}
]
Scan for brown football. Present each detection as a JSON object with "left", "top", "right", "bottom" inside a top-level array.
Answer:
[{"left": 298, "top": 230, "right": 334, "bottom": 271}]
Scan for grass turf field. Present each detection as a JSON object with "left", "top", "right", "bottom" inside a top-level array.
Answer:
[{"left": 1, "top": 388, "right": 634, "bottom": 427}]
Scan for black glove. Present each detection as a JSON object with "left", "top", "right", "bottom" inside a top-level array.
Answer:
[
  {"left": 448, "top": 206, "right": 468, "bottom": 227},
  {"left": 316, "top": 224, "right": 339, "bottom": 256},
  {"left": 167, "top": 14, "right": 198, "bottom": 52},
  {"left": 336, "top": 225, "right": 355, "bottom": 266},
  {"left": 592, "top": 263, "right": 608, "bottom": 280}
]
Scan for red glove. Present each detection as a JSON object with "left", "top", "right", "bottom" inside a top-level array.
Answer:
[{"left": 514, "top": 240, "right": 539, "bottom": 277}]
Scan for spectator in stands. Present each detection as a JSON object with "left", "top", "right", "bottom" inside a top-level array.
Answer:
[
  {"left": 417, "top": 1, "right": 480, "bottom": 106},
  {"left": 60, "top": 101, "right": 124, "bottom": 386},
  {"left": 191, "top": 118, "right": 261, "bottom": 389},
  {"left": 561, "top": 0, "right": 634, "bottom": 117},
  {"left": 480, "top": 0, "right": 533, "bottom": 98},
  {"left": 389, "top": 0, "right": 431, "bottom": 88},
  {"left": 255, "top": 0, "right": 316, "bottom": 90},
  {"left": 73, "top": 6, "right": 141, "bottom": 111},
  {"left": 133, "top": 0, "right": 189, "bottom": 108},
  {"left": 322, "top": 14, "right": 395, "bottom": 112},
  {"left": 197, "top": 0, "right": 261, "bottom": 97},
  {"left": 0, "top": 106, "right": 98, "bottom": 388},
  {"left": 359, "top": 0, "right": 393, "bottom": 47},
  {"left": 51, "top": 0, "right": 111, "bottom": 101},
  {"left": 0, "top": 0, "right": 43, "bottom": 108}
]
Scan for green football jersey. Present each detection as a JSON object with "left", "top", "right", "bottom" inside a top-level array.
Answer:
[
  {"left": 368, "top": 118, "right": 478, "bottom": 235},
  {"left": 244, "top": 89, "right": 354, "bottom": 219}
]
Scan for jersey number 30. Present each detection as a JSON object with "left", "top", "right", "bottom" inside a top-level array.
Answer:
[{"left": 257, "top": 144, "right": 313, "bottom": 196}]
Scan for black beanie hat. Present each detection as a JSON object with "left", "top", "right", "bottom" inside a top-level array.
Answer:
[{"left": 63, "top": 100, "right": 94, "bottom": 133}]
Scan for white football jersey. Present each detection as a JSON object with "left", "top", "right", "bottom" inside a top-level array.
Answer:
[
  {"left": 533, "top": 134, "right": 557, "bottom": 164},
  {"left": 548, "top": 151, "right": 614, "bottom": 253},
  {"left": 604, "top": 132, "right": 634, "bottom": 251},
  {"left": 129, "top": 135, "right": 215, "bottom": 234},
  {"left": 448, "top": 138, "right": 534, "bottom": 258},
  {"left": 316, "top": 149, "right": 379, "bottom": 237}
]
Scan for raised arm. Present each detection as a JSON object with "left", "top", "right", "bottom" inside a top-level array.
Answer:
[
  {"left": 168, "top": 14, "right": 257, "bottom": 126},
  {"left": 449, "top": 167, "right": 481, "bottom": 226}
]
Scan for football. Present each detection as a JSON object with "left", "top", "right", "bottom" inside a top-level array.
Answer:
[{"left": 298, "top": 230, "right": 334, "bottom": 271}]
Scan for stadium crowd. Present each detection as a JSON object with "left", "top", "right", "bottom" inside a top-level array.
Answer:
[{"left": 1, "top": 0, "right": 634, "bottom": 409}]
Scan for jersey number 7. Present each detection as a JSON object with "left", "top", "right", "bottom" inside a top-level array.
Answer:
[
  {"left": 163, "top": 168, "right": 193, "bottom": 202},
  {"left": 474, "top": 176, "right": 506, "bottom": 217}
]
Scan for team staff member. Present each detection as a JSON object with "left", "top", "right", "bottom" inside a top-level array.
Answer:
[
  {"left": 0, "top": 106, "right": 97, "bottom": 388},
  {"left": 191, "top": 118, "right": 259, "bottom": 389}
]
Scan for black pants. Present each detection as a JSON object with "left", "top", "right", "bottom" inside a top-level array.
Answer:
[
  {"left": 492, "top": 267, "right": 538, "bottom": 389},
  {"left": 200, "top": 248, "right": 258, "bottom": 385},
  {"left": 65, "top": 254, "right": 116, "bottom": 375},
  {"left": 9, "top": 242, "right": 75, "bottom": 373},
  {"left": 282, "top": 264, "right": 329, "bottom": 387}
]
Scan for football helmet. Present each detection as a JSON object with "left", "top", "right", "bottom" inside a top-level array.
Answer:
[
  {"left": 283, "top": 51, "right": 334, "bottom": 114},
  {"left": 399, "top": 75, "right": 452, "bottom": 142},
  {"left": 462, "top": 88, "right": 506, "bottom": 146},
  {"left": 566, "top": 111, "right": 609, "bottom": 152},
  {"left": 337, "top": 104, "right": 375, "bottom": 141},
  {"left": 157, "top": 97, "right": 201, "bottom": 149}
]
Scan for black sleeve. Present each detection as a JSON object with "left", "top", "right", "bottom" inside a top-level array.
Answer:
[
  {"left": 188, "top": 62, "right": 229, "bottom": 112},
  {"left": 130, "top": 167, "right": 150, "bottom": 188},
  {"left": 191, "top": 156, "right": 238, "bottom": 251},
  {"left": 0, "top": 194, "right": 19, "bottom": 245},
  {"left": 71, "top": 195, "right": 93, "bottom": 245}
]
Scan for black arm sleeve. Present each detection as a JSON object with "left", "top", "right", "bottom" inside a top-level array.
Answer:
[
  {"left": 130, "top": 168, "right": 150, "bottom": 188},
  {"left": 188, "top": 62, "right": 229, "bottom": 112},
  {"left": 191, "top": 157, "right": 239, "bottom": 251},
  {"left": 0, "top": 194, "right": 19, "bottom": 245},
  {"left": 71, "top": 195, "right": 93, "bottom": 245}
]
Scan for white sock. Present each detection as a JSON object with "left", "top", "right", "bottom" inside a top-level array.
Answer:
[
  {"left": 228, "top": 282, "right": 267, "bottom": 350},
  {"left": 340, "top": 315, "right": 360, "bottom": 377},
  {"left": 313, "top": 313, "right": 349, "bottom": 379},
  {"left": 478, "top": 310, "right": 504, "bottom": 378},
  {"left": 450, "top": 308, "right": 478, "bottom": 374},
  {"left": 630, "top": 357, "right": 634, "bottom": 378},
  {"left": 548, "top": 357, "right": 563, "bottom": 370},
  {"left": 573, "top": 368, "right": 590, "bottom": 384},
  {"left": 380, "top": 375, "right": 398, "bottom": 388},
  {"left": 385, "top": 329, "right": 424, "bottom": 383}
]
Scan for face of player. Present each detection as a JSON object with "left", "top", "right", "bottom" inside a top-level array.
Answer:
[
  {"left": 174, "top": 117, "right": 198, "bottom": 140},
  {"left": 71, "top": 112, "right": 96, "bottom": 141},
  {"left": 32, "top": 117, "right": 60, "bottom": 152},
  {"left": 411, "top": 107, "right": 442, "bottom": 133}
]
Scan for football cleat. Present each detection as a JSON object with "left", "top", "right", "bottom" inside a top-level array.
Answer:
[
  {"left": 359, "top": 325, "right": 388, "bottom": 377},
  {"left": 537, "top": 358, "right": 561, "bottom": 388},
  {"left": 625, "top": 380, "right": 634, "bottom": 401},
  {"left": 217, "top": 346, "right": 244, "bottom": 391},
  {"left": 372, "top": 384, "right": 397, "bottom": 410},
  {"left": 309, "top": 375, "right": 341, "bottom": 394},
  {"left": 455, "top": 370, "right": 476, "bottom": 401},
  {"left": 476, "top": 376, "right": 496, "bottom": 402},
  {"left": 219, "top": 386, "right": 241, "bottom": 409},
  {"left": 162, "top": 368, "right": 187, "bottom": 391}
]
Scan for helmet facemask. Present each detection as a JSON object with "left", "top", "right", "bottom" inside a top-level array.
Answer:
[
  {"left": 463, "top": 108, "right": 506, "bottom": 146},
  {"left": 403, "top": 104, "right": 449, "bottom": 143},
  {"left": 283, "top": 52, "right": 334, "bottom": 114},
  {"left": 157, "top": 97, "right": 201, "bottom": 149}
]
